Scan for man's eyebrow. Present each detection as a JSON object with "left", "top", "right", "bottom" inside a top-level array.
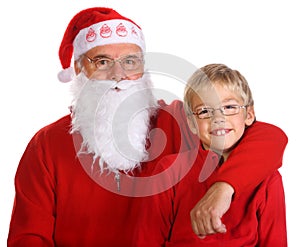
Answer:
[
  {"left": 125, "top": 54, "right": 140, "bottom": 57},
  {"left": 91, "top": 53, "right": 142, "bottom": 60},
  {"left": 92, "top": 54, "right": 112, "bottom": 59}
]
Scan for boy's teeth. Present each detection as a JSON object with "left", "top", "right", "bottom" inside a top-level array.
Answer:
[{"left": 216, "top": 129, "right": 226, "bottom": 136}]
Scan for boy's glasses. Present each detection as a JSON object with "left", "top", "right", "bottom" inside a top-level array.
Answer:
[{"left": 193, "top": 105, "right": 248, "bottom": 119}]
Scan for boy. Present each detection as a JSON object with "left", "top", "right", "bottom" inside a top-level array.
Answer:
[{"left": 134, "top": 64, "right": 287, "bottom": 247}]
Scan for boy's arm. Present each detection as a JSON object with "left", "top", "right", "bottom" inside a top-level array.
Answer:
[
  {"left": 212, "top": 121, "right": 288, "bottom": 194},
  {"left": 190, "top": 121, "right": 288, "bottom": 236}
]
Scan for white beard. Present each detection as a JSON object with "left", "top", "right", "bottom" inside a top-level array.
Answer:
[{"left": 70, "top": 73, "right": 158, "bottom": 174}]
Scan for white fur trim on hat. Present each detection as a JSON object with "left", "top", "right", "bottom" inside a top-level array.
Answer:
[
  {"left": 57, "top": 67, "right": 75, "bottom": 83},
  {"left": 73, "top": 19, "right": 145, "bottom": 60}
]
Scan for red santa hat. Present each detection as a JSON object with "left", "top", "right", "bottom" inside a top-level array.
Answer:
[{"left": 58, "top": 7, "right": 145, "bottom": 82}]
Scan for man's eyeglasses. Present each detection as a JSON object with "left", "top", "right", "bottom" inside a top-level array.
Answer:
[
  {"left": 192, "top": 105, "right": 248, "bottom": 119},
  {"left": 83, "top": 53, "right": 144, "bottom": 71}
]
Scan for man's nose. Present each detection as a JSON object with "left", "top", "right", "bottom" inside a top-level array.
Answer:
[{"left": 108, "top": 62, "right": 127, "bottom": 82}]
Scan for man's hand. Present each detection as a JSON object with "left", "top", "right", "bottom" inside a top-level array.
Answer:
[{"left": 190, "top": 182, "right": 234, "bottom": 238}]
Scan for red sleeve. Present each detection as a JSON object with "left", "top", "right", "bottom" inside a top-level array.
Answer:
[
  {"left": 144, "top": 100, "right": 198, "bottom": 174},
  {"left": 257, "top": 171, "right": 287, "bottom": 246},
  {"left": 211, "top": 121, "right": 288, "bottom": 197},
  {"left": 7, "top": 131, "right": 56, "bottom": 247}
]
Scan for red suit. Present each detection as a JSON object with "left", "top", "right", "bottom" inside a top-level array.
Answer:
[
  {"left": 7, "top": 100, "right": 287, "bottom": 246},
  {"left": 134, "top": 147, "right": 287, "bottom": 247}
]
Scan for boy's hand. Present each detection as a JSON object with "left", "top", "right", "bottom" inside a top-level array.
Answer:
[{"left": 190, "top": 182, "right": 234, "bottom": 238}]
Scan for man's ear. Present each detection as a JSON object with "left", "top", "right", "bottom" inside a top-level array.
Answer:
[
  {"left": 245, "top": 106, "right": 256, "bottom": 126},
  {"left": 187, "top": 116, "right": 198, "bottom": 135},
  {"left": 74, "top": 60, "right": 81, "bottom": 75}
]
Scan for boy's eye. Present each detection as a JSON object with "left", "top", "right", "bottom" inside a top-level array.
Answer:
[{"left": 223, "top": 105, "right": 237, "bottom": 110}]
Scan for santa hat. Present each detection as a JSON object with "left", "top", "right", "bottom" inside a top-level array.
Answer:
[{"left": 58, "top": 7, "right": 145, "bottom": 82}]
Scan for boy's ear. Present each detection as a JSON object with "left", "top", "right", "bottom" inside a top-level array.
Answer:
[
  {"left": 245, "top": 106, "right": 256, "bottom": 126},
  {"left": 187, "top": 116, "right": 198, "bottom": 135}
]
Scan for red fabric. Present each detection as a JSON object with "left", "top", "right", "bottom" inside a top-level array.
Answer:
[
  {"left": 209, "top": 121, "right": 288, "bottom": 198},
  {"left": 59, "top": 7, "right": 141, "bottom": 69},
  {"left": 134, "top": 150, "right": 287, "bottom": 247},
  {"left": 7, "top": 100, "right": 287, "bottom": 246}
]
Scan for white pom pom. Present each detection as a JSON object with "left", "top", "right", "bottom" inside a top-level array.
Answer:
[{"left": 57, "top": 67, "right": 75, "bottom": 83}]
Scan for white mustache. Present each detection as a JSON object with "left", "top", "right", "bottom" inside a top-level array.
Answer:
[{"left": 89, "top": 76, "right": 147, "bottom": 91}]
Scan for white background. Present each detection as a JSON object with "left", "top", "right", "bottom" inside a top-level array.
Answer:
[{"left": 1, "top": 0, "right": 299, "bottom": 245}]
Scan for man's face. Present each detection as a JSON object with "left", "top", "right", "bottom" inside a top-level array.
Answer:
[
  {"left": 75, "top": 43, "right": 144, "bottom": 82},
  {"left": 70, "top": 44, "right": 157, "bottom": 174}
]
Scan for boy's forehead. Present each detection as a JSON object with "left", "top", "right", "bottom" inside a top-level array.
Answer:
[{"left": 191, "top": 87, "right": 241, "bottom": 106}]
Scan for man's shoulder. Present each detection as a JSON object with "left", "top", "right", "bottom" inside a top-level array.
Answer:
[
  {"left": 154, "top": 99, "right": 185, "bottom": 121},
  {"left": 32, "top": 114, "right": 72, "bottom": 142},
  {"left": 157, "top": 99, "right": 184, "bottom": 111},
  {"left": 39, "top": 114, "right": 71, "bottom": 133},
  {"left": 20, "top": 114, "right": 73, "bottom": 157}
]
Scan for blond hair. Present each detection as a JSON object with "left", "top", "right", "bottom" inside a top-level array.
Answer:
[{"left": 183, "top": 63, "right": 254, "bottom": 115}]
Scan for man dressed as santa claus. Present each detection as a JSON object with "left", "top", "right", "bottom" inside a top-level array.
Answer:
[{"left": 8, "top": 7, "right": 287, "bottom": 247}]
